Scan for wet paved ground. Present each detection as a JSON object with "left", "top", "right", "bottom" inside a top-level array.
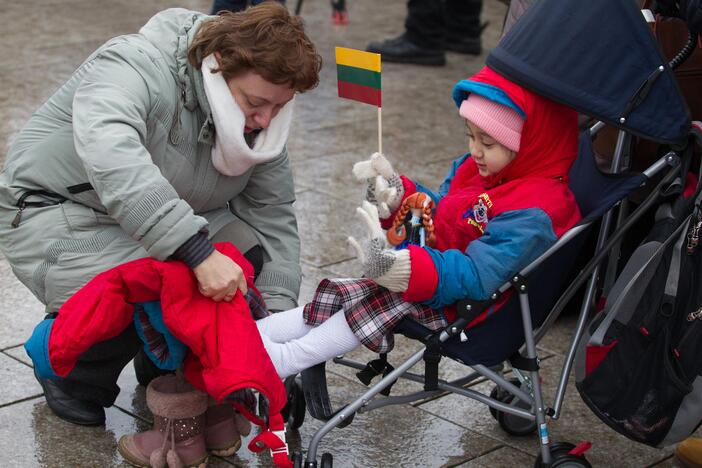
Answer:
[{"left": 0, "top": 1, "right": 694, "bottom": 467}]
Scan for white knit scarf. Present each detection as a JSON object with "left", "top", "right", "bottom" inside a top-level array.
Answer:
[{"left": 201, "top": 54, "right": 294, "bottom": 177}]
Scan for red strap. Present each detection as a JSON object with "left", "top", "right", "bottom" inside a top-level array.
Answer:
[
  {"left": 232, "top": 402, "right": 267, "bottom": 428},
  {"left": 268, "top": 411, "right": 285, "bottom": 432},
  {"left": 247, "top": 411, "right": 290, "bottom": 468},
  {"left": 595, "top": 296, "right": 607, "bottom": 314},
  {"left": 248, "top": 430, "right": 292, "bottom": 467},
  {"left": 272, "top": 451, "right": 294, "bottom": 468},
  {"left": 568, "top": 441, "right": 592, "bottom": 457}
]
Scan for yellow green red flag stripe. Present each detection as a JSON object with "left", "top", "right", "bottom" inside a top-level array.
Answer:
[{"left": 335, "top": 47, "right": 381, "bottom": 107}]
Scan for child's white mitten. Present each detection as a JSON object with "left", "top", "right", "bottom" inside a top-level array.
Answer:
[
  {"left": 347, "top": 201, "right": 411, "bottom": 292},
  {"left": 352, "top": 153, "right": 405, "bottom": 219}
]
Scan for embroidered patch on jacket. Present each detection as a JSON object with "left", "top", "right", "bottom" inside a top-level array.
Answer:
[{"left": 462, "top": 193, "right": 493, "bottom": 234}]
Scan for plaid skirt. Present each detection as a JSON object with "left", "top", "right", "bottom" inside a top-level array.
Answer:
[{"left": 303, "top": 278, "right": 447, "bottom": 353}]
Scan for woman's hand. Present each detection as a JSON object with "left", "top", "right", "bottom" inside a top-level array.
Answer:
[
  {"left": 193, "top": 250, "right": 248, "bottom": 301},
  {"left": 352, "top": 152, "right": 404, "bottom": 219}
]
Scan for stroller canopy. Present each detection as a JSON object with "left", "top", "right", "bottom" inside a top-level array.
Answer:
[{"left": 486, "top": 0, "right": 690, "bottom": 145}]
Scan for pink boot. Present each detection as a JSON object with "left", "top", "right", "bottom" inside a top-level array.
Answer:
[
  {"left": 118, "top": 375, "right": 208, "bottom": 467},
  {"left": 204, "top": 402, "right": 242, "bottom": 456}
]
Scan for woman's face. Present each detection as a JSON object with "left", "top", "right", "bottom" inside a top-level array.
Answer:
[
  {"left": 465, "top": 119, "right": 516, "bottom": 177},
  {"left": 226, "top": 71, "right": 295, "bottom": 133}
]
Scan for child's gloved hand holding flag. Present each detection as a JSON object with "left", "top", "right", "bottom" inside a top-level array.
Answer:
[
  {"left": 348, "top": 201, "right": 411, "bottom": 292},
  {"left": 353, "top": 152, "right": 404, "bottom": 219},
  {"left": 339, "top": 46, "right": 411, "bottom": 289}
]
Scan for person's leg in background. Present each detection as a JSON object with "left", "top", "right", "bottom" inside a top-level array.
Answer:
[
  {"left": 211, "top": 0, "right": 285, "bottom": 15},
  {"left": 211, "top": 0, "right": 248, "bottom": 14},
  {"left": 444, "top": 0, "right": 483, "bottom": 55},
  {"left": 366, "top": 0, "right": 447, "bottom": 66}
]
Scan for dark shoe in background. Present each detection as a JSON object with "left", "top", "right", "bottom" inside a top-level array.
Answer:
[
  {"left": 445, "top": 36, "right": 482, "bottom": 55},
  {"left": 133, "top": 349, "right": 173, "bottom": 387},
  {"left": 366, "top": 34, "right": 446, "bottom": 66},
  {"left": 35, "top": 369, "right": 105, "bottom": 426}
]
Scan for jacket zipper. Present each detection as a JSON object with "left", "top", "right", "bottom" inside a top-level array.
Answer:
[
  {"left": 675, "top": 306, "right": 702, "bottom": 357},
  {"left": 687, "top": 216, "right": 702, "bottom": 254},
  {"left": 11, "top": 190, "right": 67, "bottom": 228}
]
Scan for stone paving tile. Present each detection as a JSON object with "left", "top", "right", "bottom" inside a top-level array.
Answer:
[
  {"left": 418, "top": 354, "right": 675, "bottom": 467},
  {"left": 0, "top": 1, "right": 210, "bottom": 166},
  {"left": 0, "top": 398, "right": 145, "bottom": 467},
  {"left": 0, "top": 257, "right": 45, "bottom": 350},
  {"left": 299, "top": 261, "right": 343, "bottom": 305},
  {"left": 0, "top": 398, "right": 236, "bottom": 467},
  {"left": 89, "top": 362, "right": 503, "bottom": 467},
  {"left": 113, "top": 360, "right": 151, "bottom": 422},
  {"left": 458, "top": 446, "right": 536, "bottom": 467},
  {"left": 651, "top": 455, "right": 684, "bottom": 467},
  {"left": 291, "top": 149, "right": 460, "bottom": 205},
  {"left": 219, "top": 371, "right": 502, "bottom": 467},
  {"left": 328, "top": 342, "right": 556, "bottom": 412},
  {"left": 295, "top": 190, "right": 367, "bottom": 267},
  {"left": 0, "top": 350, "right": 42, "bottom": 407},
  {"left": 0, "top": 1, "right": 210, "bottom": 67},
  {"left": 3, "top": 344, "right": 32, "bottom": 366}
]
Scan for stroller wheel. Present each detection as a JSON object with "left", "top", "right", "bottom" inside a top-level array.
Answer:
[
  {"left": 321, "top": 452, "right": 333, "bottom": 468},
  {"left": 283, "top": 375, "right": 307, "bottom": 429},
  {"left": 488, "top": 379, "right": 537, "bottom": 436},
  {"left": 534, "top": 442, "right": 592, "bottom": 468}
]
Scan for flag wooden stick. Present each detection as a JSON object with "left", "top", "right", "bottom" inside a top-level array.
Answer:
[{"left": 378, "top": 106, "right": 383, "bottom": 154}]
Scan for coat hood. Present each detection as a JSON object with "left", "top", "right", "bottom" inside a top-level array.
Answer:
[
  {"left": 452, "top": 66, "right": 578, "bottom": 187},
  {"left": 139, "top": 8, "right": 213, "bottom": 115}
]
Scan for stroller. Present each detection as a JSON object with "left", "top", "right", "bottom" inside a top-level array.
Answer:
[{"left": 289, "top": 0, "right": 694, "bottom": 466}]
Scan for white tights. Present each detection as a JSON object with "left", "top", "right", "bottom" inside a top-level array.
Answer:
[{"left": 256, "top": 307, "right": 361, "bottom": 378}]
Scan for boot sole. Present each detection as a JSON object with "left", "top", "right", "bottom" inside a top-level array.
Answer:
[
  {"left": 207, "top": 437, "right": 242, "bottom": 457},
  {"left": 118, "top": 438, "right": 209, "bottom": 468},
  {"left": 446, "top": 46, "right": 482, "bottom": 55}
]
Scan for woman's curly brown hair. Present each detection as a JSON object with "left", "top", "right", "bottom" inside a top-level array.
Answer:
[{"left": 188, "top": 2, "right": 322, "bottom": 92}]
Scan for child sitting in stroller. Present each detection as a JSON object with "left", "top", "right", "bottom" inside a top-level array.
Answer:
[{"left": 255, "top": 66, "right": 583, "bottom": 376}]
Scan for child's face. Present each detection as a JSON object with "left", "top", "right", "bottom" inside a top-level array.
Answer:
[{"left": 466, "top": 120, "right": 517, "bottom": 177}]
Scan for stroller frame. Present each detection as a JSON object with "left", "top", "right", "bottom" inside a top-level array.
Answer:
[{"left": 299, "top": 125, "right": 681, "bottom": 467}]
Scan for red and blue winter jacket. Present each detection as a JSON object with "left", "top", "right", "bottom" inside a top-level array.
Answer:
[
  {"left": 393, "top": 67, "right": 582, "bottom": 324},
  {"left": 24, "top": 243, "right": 293, "bottom": 466}
]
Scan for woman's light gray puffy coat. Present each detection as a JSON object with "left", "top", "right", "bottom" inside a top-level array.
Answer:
[{"left": 0, "top": 9, "right": 301, "bottom": 312}]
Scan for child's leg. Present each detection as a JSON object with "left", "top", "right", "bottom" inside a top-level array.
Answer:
[
  {"left": 258, "top": 311, "right": 361, "bottom": 379},
  {"left": 256, "top": 306, "right": 313, "bottom": 343}
]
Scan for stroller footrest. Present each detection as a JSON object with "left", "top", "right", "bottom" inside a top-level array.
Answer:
[{"left": 301, "top": 362, "right": 354, "bottom": 428}]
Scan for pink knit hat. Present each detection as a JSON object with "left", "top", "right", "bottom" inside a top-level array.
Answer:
[{"left": 459, "top": 93, "right": 524, "bottom": 152}]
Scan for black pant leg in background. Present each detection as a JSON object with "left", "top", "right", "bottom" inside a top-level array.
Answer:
[
  {"left": 211, "top": 0, "right": 248, "bottom": 14},
  {"left": 445, "top": 0, "right": 483, "bottom": 40},
  {"left": 404, "top": 0, "right": 446, "bottom": 49}
]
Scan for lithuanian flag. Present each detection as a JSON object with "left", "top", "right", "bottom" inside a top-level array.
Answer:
[{"left": 336, "top": 47, "right": 381, "bottom": 107}]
